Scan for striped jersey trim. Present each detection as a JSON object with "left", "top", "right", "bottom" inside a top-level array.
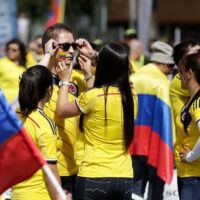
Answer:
[
  {"left": 37, "top": 108, "right": 57, "bottom": 135},
  {"left": 46, "top": 159, "right": 57, "bottom": 164},
  {"left": 193, "top": 99, "right": 200, "bottom": 110},
  {"left": 75, "top": 99, "right": 85, "bottom": 114}
]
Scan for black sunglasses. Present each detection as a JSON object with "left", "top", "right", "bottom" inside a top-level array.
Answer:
[
  {"left": 58, "top": 43, "right": 78, "bottom": 51},
  {"left": 168, "top": 64, "right": 175, "bottom": 68}
]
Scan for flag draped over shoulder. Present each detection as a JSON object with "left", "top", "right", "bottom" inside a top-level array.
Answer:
[
  {"left": 0, "top": 90, "right": 45, "bottom": 194},
  {"left": 45, "top": 0, "right": 66, "bottom": 28},
  {"left": 129, "top": 64, "right": 174, "bottom": 184}
]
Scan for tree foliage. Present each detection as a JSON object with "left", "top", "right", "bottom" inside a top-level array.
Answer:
[
  {"left": 17, "top": 0, "right": 50, "bottom": 21},
  {"left": 17, "top": 0, "right": 96, "bottom": 22}
]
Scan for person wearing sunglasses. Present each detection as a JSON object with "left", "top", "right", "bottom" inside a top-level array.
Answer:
[
  {"left": 26, "top": 35, "right": 44, "bottom": 67},
  {"left": 55, "top": 42, "right": 137, "bottom": 200},
  {"left": 0, "top": 38, "right": 26, "bottom": 106},
  {"left": 38, "top": 23, "right": 95, "bottom": 199}
]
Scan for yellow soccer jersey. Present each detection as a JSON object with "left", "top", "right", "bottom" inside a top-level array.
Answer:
[
  {"left": 44, "top": 69, "right": 87, "bottom": 176},
  {"left": 129, "top": 60, "right": 139, "bottom": 74},
  {"left": 174, "top": 97, "right": 200, "bottom": 177},
  {"left": 12, "top": 108, "right": 57, "bottom": 200},
  {"left": 0, "top": 56, "right": 25, "bottom": 103},
  {"left": 170, "top": 74, "right": 189, "bottom": 118},
  {"left": 26, "top": 51, "right": 38, "bottom": 67},
  {"left": 75, "top": 86, "right": 137, "bottom": 178},
  {"left": 69, "top": 69, "right": 87, "bottom": 96}
]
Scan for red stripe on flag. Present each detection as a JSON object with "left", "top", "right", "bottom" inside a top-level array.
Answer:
[
  {"left": 129, "top": 125, "right": 151, "bottom": 155},
  {"left": 0, "top": 128, "right": 45, "bottom": 194},
  {"left": 148, "top": 131, "right": 173, "bottom": 184},
  {"left": 129, "top": 125, "right": 173, "bottom": 184}
]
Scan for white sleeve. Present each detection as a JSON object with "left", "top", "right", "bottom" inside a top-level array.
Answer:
[{"left": 186, "top": 120, "right": 200, "bottom": 162}]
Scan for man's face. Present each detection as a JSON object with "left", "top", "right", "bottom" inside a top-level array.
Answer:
[{"left": 55, "top": 31, "right": 75, "bottom": 66}]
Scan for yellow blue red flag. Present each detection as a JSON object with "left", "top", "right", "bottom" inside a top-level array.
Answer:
[
  {"left": 0, "top": 90, "right": 45, "bottom": 194},
  {"left": 129, "top": 64, "right": 174, "bottom": 184}
]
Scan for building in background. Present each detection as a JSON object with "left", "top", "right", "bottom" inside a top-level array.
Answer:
[{"left": 107, "top": 0, "right": 200, "bottom": 50}]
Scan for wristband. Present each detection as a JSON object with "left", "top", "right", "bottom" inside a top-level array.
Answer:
[{"left": 58, "top": 80, "right": 70, "bottom": 87}]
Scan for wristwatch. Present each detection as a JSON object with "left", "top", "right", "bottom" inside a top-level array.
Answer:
[{"left": 58, "top": 80, "right": 70, "bottom": 87}]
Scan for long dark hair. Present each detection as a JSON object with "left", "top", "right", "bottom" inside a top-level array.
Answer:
[
  {"left": 81, "top": 43, "right": 134, "bottom": 149},
  {"left": 179, "top": 50, "right": 200, "bottom": 132},
  {"left": 18, "top": 65, "right": 53, "bottom": 116},
  {"left": 173, "top": 39, "right": 200, "bottom": 66},
  {"left": 6, "top": 39, "right": 27, "bottom": 67}
]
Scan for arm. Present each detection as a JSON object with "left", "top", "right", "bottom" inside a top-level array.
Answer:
[
  {"left": 44, "top": 163, "right": 63, "bottom": 200},
  {"left": 76, "top": 38, "right": 95, "bottom": 59},
  {"left": 56, "top": 61, "right": 81, "bottom": 118},
  {"left": 78, "top": 54, "right": 94, "bottom": 89},
  {"left": 44, "top": 164, "right": 72, "bottom": 200}
]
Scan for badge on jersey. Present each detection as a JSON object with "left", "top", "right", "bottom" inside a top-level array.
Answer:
[{"left": 69, "top": 82, "right": 79, "bottom": 97}]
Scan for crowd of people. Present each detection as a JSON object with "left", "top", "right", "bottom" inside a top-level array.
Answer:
[{"left": 1, "top": 23, "right": 200, "bottom": 200}]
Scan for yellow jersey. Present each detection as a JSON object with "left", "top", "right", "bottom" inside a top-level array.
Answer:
[
  {"left": 174, "top": 96, "right": 200, "bottom": 177},
  {"left": 0, "top": 56, "right": 25, "bottom": 103},
  {"left": 170, "top": 74, "right": 189, "bottom": 118},
  {"left": 12, "top": 108, "right": 57, "bottom": 200},
  {"left": 75, "top": 86, "right": 138, "bottom": 178},
  {"left": 44, "top": 69, "right": 87, "bottom": 176}
]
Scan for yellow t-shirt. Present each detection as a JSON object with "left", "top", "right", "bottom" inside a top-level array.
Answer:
[
  {"left": 75, "top": 86, "right": 137, "bottom": 178},
  {"left": 170, "top": 74, "right": 189, "bottom": 118},
  {"left": 174, "top": 97, "right": 200, "bottom": 177},
  {"left": 129, "top": 60, "right": 139, "bottom": 74},
  {"left": 26, "top": 51, "right": 37, "bottom": 68},
  {"left": 0, "top": 56, "right": 25, "bottom": 103},
  {"left": 44, "top": 69, "right": 87, "bottom": 176},
  {"left": 12, "top": 109, "right": 57, "bottom": 200},
  {"left": 26, "top": 51, "right": 43, "bottom": 68}
]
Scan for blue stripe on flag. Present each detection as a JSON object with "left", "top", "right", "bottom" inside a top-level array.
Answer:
[
  {"left": 0, "top": 90, "right": 22, "bottom": 144},
  {"left": 136, "top": 94, "right": 173, "bottom": 149}
]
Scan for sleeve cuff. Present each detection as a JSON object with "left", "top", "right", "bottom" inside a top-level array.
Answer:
[
  {"left": 186, "top": 151, "right": 196, "bottom": 162},
  {"left": 75, "top": 99, "right": 85, "bottom": 114}
]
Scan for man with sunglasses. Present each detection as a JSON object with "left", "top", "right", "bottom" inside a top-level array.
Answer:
[{"left": 40, "top": 23, "right": 95, "bottom": 198}]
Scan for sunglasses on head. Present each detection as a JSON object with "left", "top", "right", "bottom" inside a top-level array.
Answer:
[{"left": 58, "top": 43, "right": 78, "bottom": 51}]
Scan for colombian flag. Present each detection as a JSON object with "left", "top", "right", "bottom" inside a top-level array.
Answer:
[
  {"left": 0, "top": 90, "right": 45, "bottom": 194},
  {"left": 129, "top": 64, "right": 174, "bottom": 184},
  {"left": 45, "top": 0, "right": 66, "bottom": 28}
]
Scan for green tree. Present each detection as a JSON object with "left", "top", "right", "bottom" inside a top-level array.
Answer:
[{"left": 17, "top": 0, "right": 50, "bottom": 22}]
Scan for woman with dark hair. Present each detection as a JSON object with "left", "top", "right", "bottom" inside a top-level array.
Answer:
[
  {"left": 11, "top": 65, "right": 66, "bottom": 200},
  {"left": 55, "top": 43, "right": 137, "bottom": 200},
  {"left": 0, "top": 39, "right": 26, "bottom": 104},
  {"left": 176, "top": 50, "right": 200, "bottom": 200}
]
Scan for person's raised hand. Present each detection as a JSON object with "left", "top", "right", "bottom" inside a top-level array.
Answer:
[
  {"left": 56, "top": 61, "right": 73, "bottom": 81},
  {"left": 76, "top": 38, "right": 95, "bottom": 59},
  {"left": 78, "top": 54, "right": 92, "bottom": 77},
  {"left": 44, "top": 39, "right": 59, "bottom": 57}
]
